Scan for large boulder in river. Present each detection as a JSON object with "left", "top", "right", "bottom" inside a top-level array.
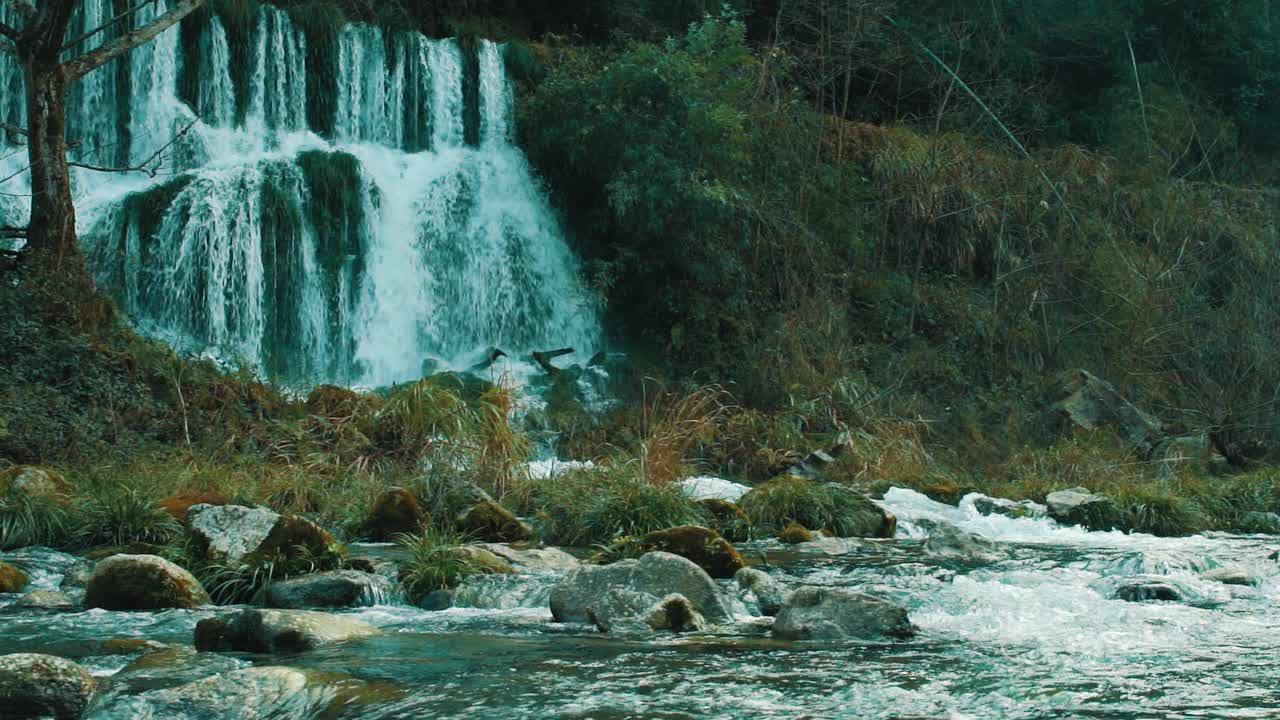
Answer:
[
  {"left": 588, "top": 589, "right": 708, "bottom": 634},
  {"left": 1053, "top": 370, "right": 1163, "bottom": 456},
  {"left": 639, "top": 526, "right": 745, "bottom": 579},
  {"left": 0, "top": 653, "right": 96, "bottom": 719},
  {"left": 187, "top": 504, "right": 339, "bottom": 566},
  {"left": 85, "top": 667, "right": 330, "bottom": 720},
  {"left": 362, "top": 488, "right": 427, "bottom": 541},
  {"left": 772, "top": 587, "right": 915, "bottom": 641},
  {"left": 264, "top": 570, "right": 393, "bottom": 609},
  {"left": 476, "top": 544, "right": 579, "bottom": 573},
  {"left": 455, "top": 500, "right": 531, "bottom": 543},
  {"left": 0, "top": 561, "right": 30, "bottom": 593},
  {"left": 1045, "top": 487, "right": 1126, "bottom": 531},
  {"left": 84, "top": 554, "right": 209, "bottom": 610},
  {"left": 194, "top": 609, "right": 381, "bottom": 653},
  {"left": 550, "top": 551, "right": 730, "bottom": 624}
]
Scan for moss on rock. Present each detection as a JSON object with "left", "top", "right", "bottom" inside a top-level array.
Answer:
[
  {"left": 0, "top": 561, "right": 31, "bottom": 593},
  {"left": 640, "top": 526, "right": 745, "bottom": 579}
]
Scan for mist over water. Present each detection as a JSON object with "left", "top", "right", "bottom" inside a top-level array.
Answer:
[{"left": 0, "top": 1, "right": 602, "bottom": 389}]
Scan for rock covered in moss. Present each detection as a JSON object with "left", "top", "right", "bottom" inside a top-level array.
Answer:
[
  {"left": 362, "top": 488, "right": 427, "bottom": 541},
  {"left": 550, "top": 551, "right": 730, "bottom": 625},
  {"left": 0, "top": 653, "right": 96, "bottom": 719},
  {"left": 264, "top": 570, "right": 394, "bottom": 609},
  {"left": 778, "top": 523, "right": 814, "bottom": 544},
  {"left": 0, "top": 466, "right": 71, "bottom": 503},
  {"left": 639, "top": 526, "right": 744, "bottom": 579},
  {"left": 476, "top": 544, "right": 579, "bottom": 573},
  {"left": 84, "top": 554, "right": 209, "bottom": 610},
  {"left": 0, "top": 561, "right": 30, "bottom": 593},
  {"left": 194, "top": 609, "right": 381, "bottom": 653},
  {"left": 741, "top": 477, "right": 896, "bottom": 539},
  {"left": 446, "top": 545, "right": 516, "bottom": 575},
  {"left": 455, "top": 500, "right": 531, "bottom": 543},
  {"left": 772, "top": 587, "right": 915, "bottom": 641}
]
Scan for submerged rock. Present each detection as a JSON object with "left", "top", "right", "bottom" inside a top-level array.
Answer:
[
  {"left": 264, "top": 570, "right": 393, "bottom": 609},
  {"left": 1103, "top": 574, "right": 1229, "bottom": 607},
  {"left": 921, "top": 522, "right": 1002, "bottom": 562},
  {"left": 1114, "top": 579, "right": 1183, "bottom": 603},
  {"left": 455, "top": 500, "right": 532, "bottom": 543},
  {"left": 84, "top": 667, "right": 328, "bottom": 720},
  {"left": 550, "top": 551, "right": 730, "bottom": 625},
  {"left": 735, "top": 567, "right": 786, "bottom": 616},
  {"left": 640, "top": 526, "right": 745, "bottom": 579},
  {"left": 1045, "top": 487, "right": 1125, "bottom": 531},
  {"left": 772, "top": 587, "right": 915, "bottom": 641},
  {"left": 0, "top": 653, "right": 96, "bottom": 720},
  {"left": 0, "top": 560, "right": 30, "bottom": 593},
  {"left": 84, "top": 554, "right": 209, "bottom": 610},
  {"left": 362, "top": 488, "right": 427, "bottom": 541},
  {"left": 1201, "top": 565, "right": 1260, "bottom": 587},
  {"left": 476, "top": 544, "right": 579, "bottom": 573},
  {"left": 194, "top": 609, "right": 381, "bottom": 653},
  {"left": 971, "top": 495, "right": 1044, "bottom": 519},
  {"left": 13, "top": 590, "right": 75, "bottom": 611}
]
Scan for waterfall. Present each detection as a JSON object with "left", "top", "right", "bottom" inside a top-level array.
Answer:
[{"left": 1, "top": 6, "right": 602, "bottom": 388}]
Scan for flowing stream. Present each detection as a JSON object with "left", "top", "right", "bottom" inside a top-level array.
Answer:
[
  {"left": 1, "top": 489, "right": 1276, "bottom": 719},
  {"left": 0, "top": 1, "right": 602, "bottom": 388}
]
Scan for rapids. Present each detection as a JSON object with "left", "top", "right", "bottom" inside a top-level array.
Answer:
[{"left": 0, "top": 489, "right": 1276, "bottom": 719}]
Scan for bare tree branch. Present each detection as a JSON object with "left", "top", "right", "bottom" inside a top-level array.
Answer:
[
  {"left": 62, "top": 0, "right": 206, "bottom": 81},
  {"left": 68, "top": 118, "right": 196, "bottom": 177},
  {"left": 0, "top": 225, "right": 27, "bottom": 239},
  {"left": 61, "top": 0, "right": 159, "bottom": 53}
]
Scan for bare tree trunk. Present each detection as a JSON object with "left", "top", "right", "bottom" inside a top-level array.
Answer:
[{"left": 24, "top": 62, "right": 81, "bottom": 276}]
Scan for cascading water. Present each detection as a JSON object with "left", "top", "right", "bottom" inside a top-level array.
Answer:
[{"left": 0, "top": 2, "right": 601, "bottom": 388}]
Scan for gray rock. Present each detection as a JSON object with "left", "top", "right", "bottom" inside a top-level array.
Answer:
[
  {"left": 735, "top": 567, "right": 786, "bottom": 616},
  {"left": 0, "top": 653, "right": 96, "bottom": 719},
  {"left": 1114, "top": 579, "right": 1183, "bottom": 603},
  {"left": 477, "top": 544, "right": 580, "bottom": 573},
  {"left": 772, "top": 587, "right": 915, "bottom": 641},
  {"left": 1151, "top": 434, "right": 1211, "bottom": 478},
  {"left": 1103, "top": 574, "right": 1229, "bottom": 607},
  {"left": 417, "top": 589, "right": 455, "bottom": 611},
  {"left": 194, "top": 609, "right": 381, "bottom": 653},
  {"left": 1202, "top": 565, "right": 1259, "bottom": 587},
  {"left": 1045, "top": 487, "right": 1125, "bottom": 531},
  {"left": 1053, "top": 369, "right": 1163, "bottom": 456},
  {"left": 187, "top": 504, "right": 281, "bottom": 564},
  {"left": 84, "top": 554, "right": 209, "bottom": 610},
  {"left": 13, "top": 590, "right": 75, "bottom": 610},
  {"left": 971, "top": 496, "right": 1044, "bottom": 519},
  {"left": 550, "top": 551, "right": 730, "bottom": 625},
  {"left": 922, "top": 522, "right": 1002, "bottom": 562},
  {"left": 84, "top": 667, "right": 330, "bottom": 720},
  {"left": 588, "top": 588, "right": 662, "bottom": 633},
  {"left": 1238, "top": 511, "right": 1280, "bottom": 534},
  {"left": 264, "top": 570, "right": 393, "bottom": 609},
  {"left": 60, "top": 561, "right": 94, "bottom": 590}
]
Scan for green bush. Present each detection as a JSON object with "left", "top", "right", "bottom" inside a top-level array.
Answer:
[
  {"left": 740, "top": 476, "right": 889, "bottom": 538},
  {"left": 78, "top": 486, "right": 182, "bottom": 547},
  {"left": 0, "top": 492, "right": 74, "bottom": 550},
  {"left": 397, "top": 528, "right": 479, "bottom": 601}
]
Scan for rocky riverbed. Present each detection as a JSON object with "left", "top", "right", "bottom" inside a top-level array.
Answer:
[{"left": 0, "top": 488, "right": 1277, "bottom": 719}]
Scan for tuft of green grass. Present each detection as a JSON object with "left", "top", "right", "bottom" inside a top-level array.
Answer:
[
  {"left": 0, "top": 491, "right": 73, "bottom": 550},
  {"left": 78, "top": 485, "right": 182, "bottom": 547},
  {"left": 396, "top": 528, "right": 478, "bottom": 602}
]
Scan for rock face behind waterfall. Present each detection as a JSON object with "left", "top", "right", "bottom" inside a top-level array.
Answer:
[{"left": 550, "top": 552, "right": 731, "bottom": 626}]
